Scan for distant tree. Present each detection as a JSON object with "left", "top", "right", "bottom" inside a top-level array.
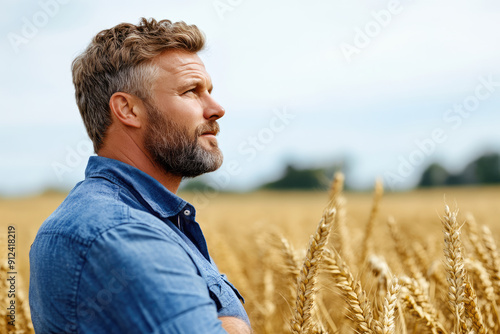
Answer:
[
  {"left": 445, "top": 174, "right": 465, "bottom": 186},
  {"left": 474, "top": 153, "right": 500, "bottom": 184},
  {"left": 262, "top": 165, "right": 325, "bottom": 190},
  {"left": 445, "top": 162, "right": 476, "bottom": 186},
  {"left": 418, "top": 163, "right": 449, "bottom": 187},
  {"left": 418, "top": 152, "right": 500, "bottom": 188},
  {"left": 446, "top": 153, "right": 500, "bottom": 186}
]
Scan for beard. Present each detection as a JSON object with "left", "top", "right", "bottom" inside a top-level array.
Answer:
[{"left": 143, "top": 100, "right": 223, "bottom": 178}]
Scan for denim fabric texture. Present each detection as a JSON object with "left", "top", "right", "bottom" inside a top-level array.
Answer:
[{"left": 29, "top": 156, "right": 249, "bottom": 333}]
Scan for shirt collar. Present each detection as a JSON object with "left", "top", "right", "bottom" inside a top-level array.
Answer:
[{"left": 84, "top": 156, "right": 191, "bottom": 218}]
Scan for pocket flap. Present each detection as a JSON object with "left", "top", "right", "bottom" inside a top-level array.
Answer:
[
  {"left": 220, "top": 274, "right": 245, "bottom": 304},
  {"left": 207, "top": 274, "right": 245, "bottom": 311}
]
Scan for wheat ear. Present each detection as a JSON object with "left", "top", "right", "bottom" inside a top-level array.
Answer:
[
  {"left": 481, "top": 225, "right": 500, "bottom": 299},
  {"left": 464, "top": 213, "right": 489, "bottom": 266},
  {"left": 268, "top": 232, "right": 300, "bottom": 284},
  {"left": 441, "top": 205, "right": 466, "bottom": 334},
  {"left": 387, "top": 216, "right": 424, "bottom": 282},
  {"left": 399, "top": 276, "right": 448, "bottom": 334},
  {"left": 463, "top": 278, "right": 486, "bottom": 334},
  {"left": 380, "top": 278, "right": 400, "bottom": 334},
  {"left": 323, "top": 249, "right": 376, "bottom": 334},
  {"left": 328, "top": 171, "right": 344, "bottom": 204},
  {"left": 464, "top": 258, "right": 499, "bottom": 332},
  {"left": 400, "top": 293, "right": 448, "bottom": 334},
  {"left": 291, "top": 207, "right": 336, "bottom": 334}
]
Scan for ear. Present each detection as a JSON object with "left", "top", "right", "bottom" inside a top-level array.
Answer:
[{"left": 109, "top": 92, "right": 145, "bottom": 129}]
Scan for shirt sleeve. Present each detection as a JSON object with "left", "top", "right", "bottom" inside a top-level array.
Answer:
[{"left": 75, "top": 222, "right": 228, "bottom": 334}]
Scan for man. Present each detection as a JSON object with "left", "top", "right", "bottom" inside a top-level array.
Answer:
[{"left": 29, "top": 18, "right": 251, "bottom": 334}]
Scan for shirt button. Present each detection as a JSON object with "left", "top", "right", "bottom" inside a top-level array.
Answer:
[{"left": 183, "top": 209, "right": 191, "bottom": 216}]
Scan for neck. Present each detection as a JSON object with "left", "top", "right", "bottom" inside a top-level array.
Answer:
[{"left": 98, "top": 125, "right": 182, "bottom": 194}]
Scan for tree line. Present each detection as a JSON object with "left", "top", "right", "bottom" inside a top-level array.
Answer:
[
  {"left": 418, "top": 153, "right": 500, "bottom": 187},
  {"left": 181, "top": 152, "right": 500, "bottom": 192}
]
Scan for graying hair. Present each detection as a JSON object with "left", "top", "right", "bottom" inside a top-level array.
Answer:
[{"left": 71, "top": 18, "right": 205, "bottom": 151}]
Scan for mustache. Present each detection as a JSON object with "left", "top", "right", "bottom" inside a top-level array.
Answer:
[{"left": 196, "top": 122, "right": 220, "bottom": 137}]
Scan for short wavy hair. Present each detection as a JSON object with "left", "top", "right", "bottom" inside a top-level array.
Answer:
[{"left": 72, "top": 18, "right": 205, "bottom": 152}]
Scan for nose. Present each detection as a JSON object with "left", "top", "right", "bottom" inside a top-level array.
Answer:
[{"left": 203, "top": 93, "right": 225, "bottom": 120}]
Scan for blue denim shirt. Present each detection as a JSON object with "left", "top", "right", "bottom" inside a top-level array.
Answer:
[{"left": 29, "top": 156, "right": 249, "bottom": 333}]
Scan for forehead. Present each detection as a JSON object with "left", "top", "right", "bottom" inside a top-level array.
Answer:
[{"left": 152, "top": 49, "right": 210, "bottom": 84}]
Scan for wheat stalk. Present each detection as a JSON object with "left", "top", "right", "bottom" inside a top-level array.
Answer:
[
  {"left": 368, "top": 254, "right": 391, "bottom": 321},
  {"left": 336, "top": 195, "right": 353, "bottom": 266},
  {"left": 360, "top": 179, "right": 384, "bottom": 263},
  {"left": 328, "top": 172, "right": 353, "bottom": 267}
]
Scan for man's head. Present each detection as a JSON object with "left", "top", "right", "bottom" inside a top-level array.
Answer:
[{"left": 72, "top": 18, "right": 224, "bottom": 178}]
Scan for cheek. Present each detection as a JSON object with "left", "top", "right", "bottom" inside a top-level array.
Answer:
[
  {"left": 169, "top": 99, "right": 204, "bottom": 129},
  {"left": 170, "top": 95, "right": 199, "bottom": 111}
]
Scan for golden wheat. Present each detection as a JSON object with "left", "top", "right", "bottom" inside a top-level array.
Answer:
[{"left": 3, "top": 176, "right": 500, "bottom": 334}]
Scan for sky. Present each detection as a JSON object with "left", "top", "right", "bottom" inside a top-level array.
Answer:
[{"left": 1, "top": 0, "right": 499, "bottom": 196}]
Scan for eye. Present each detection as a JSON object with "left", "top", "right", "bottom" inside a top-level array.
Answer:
[{"left": 183, "top": 88, "right": 197, "bottom": 95}]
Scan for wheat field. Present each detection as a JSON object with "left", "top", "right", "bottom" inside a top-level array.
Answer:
[{"left": 1, "top": 176, "right": 500, "bottom": 333}]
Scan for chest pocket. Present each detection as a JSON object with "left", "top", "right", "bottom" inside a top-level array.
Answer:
[{"left": 207, "top": 274, "right": 245, "bottom": 311}]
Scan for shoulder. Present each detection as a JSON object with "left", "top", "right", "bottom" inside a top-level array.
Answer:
[
  {"left": 30, "top": 175, "right": 186, "bottom": 274},
  {"left": 35, "top": 177, "right": 168, "bottom": 242},
  {"left": 80, "top": 222, "right": 199, "bottom": 286}
]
